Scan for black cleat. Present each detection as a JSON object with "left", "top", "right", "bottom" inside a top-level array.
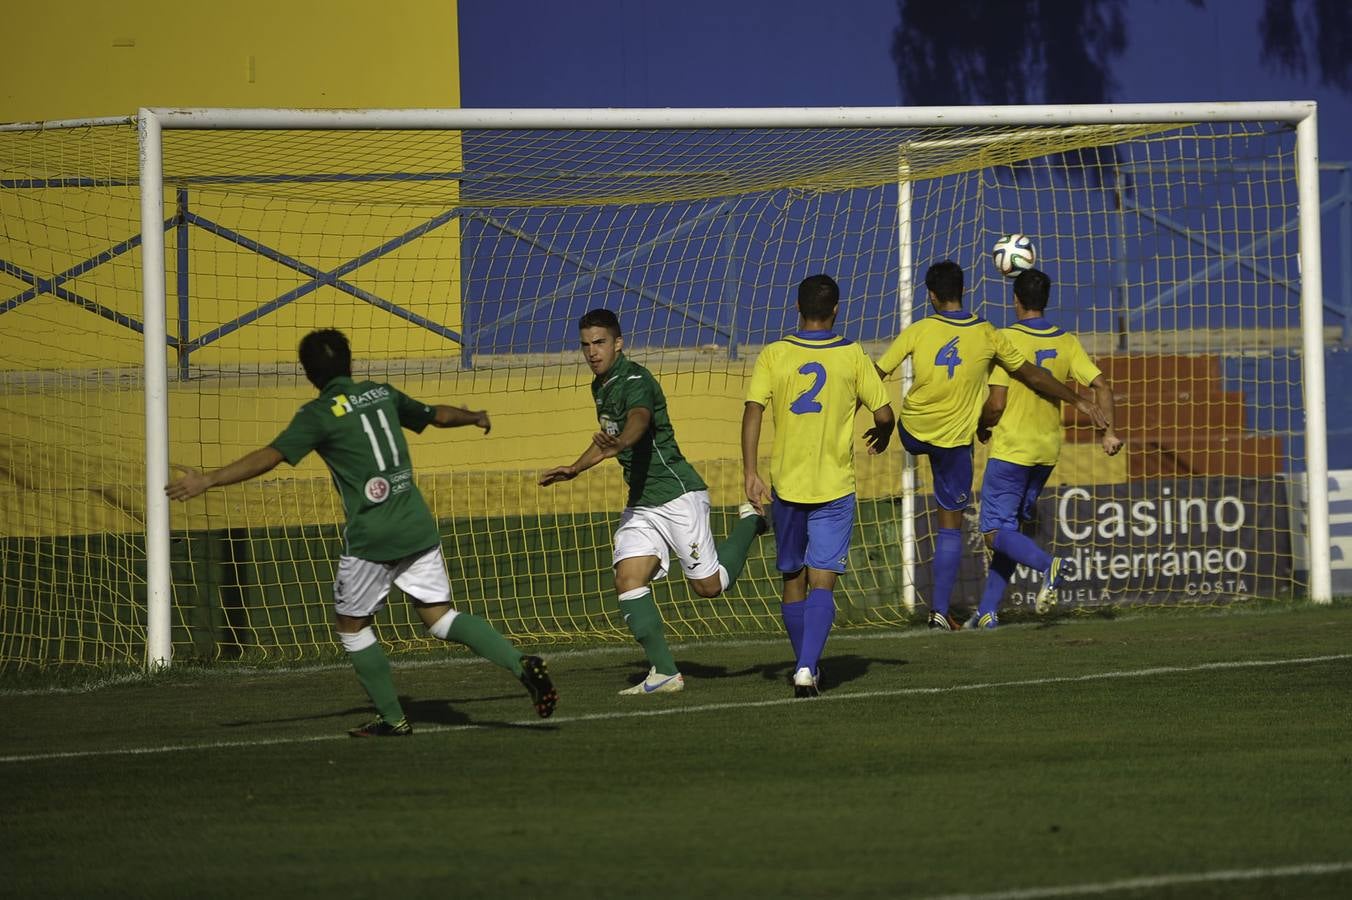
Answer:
[
  {"left": 348, "top": 715, "right": 412, "bottom": 737},
  {"left": 519, "top": 655, "right": 558, "bottom": 718},
  {"left": 927, "top": 611, "right": 962, "bottom": 631}
]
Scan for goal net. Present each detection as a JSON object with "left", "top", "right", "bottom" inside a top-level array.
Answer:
[{"left": 0, "top": 106, "right": 1329, "bottom": 667}]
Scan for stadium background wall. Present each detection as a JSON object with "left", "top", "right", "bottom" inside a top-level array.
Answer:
[
  {"left": 0, "top": 0, "right": 463, "bottom": 371},
  {"left": 1, "top": 10, "right": 1342, "bottom": 664}
]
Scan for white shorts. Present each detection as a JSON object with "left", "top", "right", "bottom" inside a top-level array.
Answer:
[
  {"left": 333, "top": 544, "right": 451, "bottom": 618},
  {"left": 613, "top": 489, "right": 719, "bottom": 582}
]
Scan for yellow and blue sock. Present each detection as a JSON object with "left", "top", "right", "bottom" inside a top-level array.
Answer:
[
  {"left": 932, "top": 527, "right": 963, "bottom": 615},
  {"left": 979, "top": 552, "right": 1017, "bottom": 617},
  {"left": 798, "top": 587, "right": 835, "bottom": 675},
  {"left": 992, "top": 528, "right": 1052, "bottom": 575}
]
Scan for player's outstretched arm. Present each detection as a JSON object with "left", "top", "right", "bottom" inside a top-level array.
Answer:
[
  {"left": 540, "top": 407, "right": 651, "bottom": 487},
  {"left": 1011, "top": 362, "right": 1110, "bottom": 430},
  {"left": 539, "top": 442, "right": 604, "bottom": 486},
  {"left": 863, "top": 404, "right": 895, "bottom": 455},
  {"left": 432, "top": 405, "right": 491, "bottom": 433},
  {"left": 1090, "top": 376, "right": 1124, "bottom": 456},
  {"left": 741, "top": 401, "right": 771, "bottom": 513},
  {"left": 166, "top": 447, "right": 285, "bottom": 501}
]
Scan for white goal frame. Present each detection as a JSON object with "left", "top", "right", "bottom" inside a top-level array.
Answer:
[{"left": 128, "top": 102, "right": 1331, "bottom": 667}]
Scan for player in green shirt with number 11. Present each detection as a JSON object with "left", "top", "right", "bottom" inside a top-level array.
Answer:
[{"left": 166, "top": 329, "right": 557, "bottom": 736}]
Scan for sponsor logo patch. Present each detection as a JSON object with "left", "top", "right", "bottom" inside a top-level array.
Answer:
[{"left": 364, "top": 476, "right": 391, "bottom": 503}]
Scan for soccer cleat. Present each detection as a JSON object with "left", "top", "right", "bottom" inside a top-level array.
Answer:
[
  {"left": 975, "top": 611, "right": 999, "bottom": 630},
  {"left": 347, "top": 715, "right": 412, "bottom": 738},
  {"left": 792, "top": 666, "right": 820, "bottom": 699},
  {"left": 619, "top": 666, "right": 685, "bottom": 695},
  {"left": 738, "top": 501, "right": 770, "bottom": 536},
  {"left": 1034, "top": 558, "right": 1065, "bottom": 615},
  {"left": 927, "top": 611, "right": 963, "bottom": 631},
  {"left": 518, "top": 655, "right": 558, "bottom": 718}
]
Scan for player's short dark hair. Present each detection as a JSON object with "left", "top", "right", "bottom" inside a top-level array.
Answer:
[
  {"left": 578, "top": 308, "right": 622, "bottom": 338},
  {"left": 298, "top": 329, "right": 351, "bottom": 389},
  {"left": 1014, "top": 268, "right": 1051, "bottom": 311},
  {"left": 924, "top": 261, "right": 964, "bottom": 303},
  {"left": 797, "top": 274, "right": 840, "bottom": 320}
]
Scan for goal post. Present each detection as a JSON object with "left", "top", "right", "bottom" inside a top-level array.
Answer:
[{"left": 0, "top": 102, "right": 1332, "bottom": 669}]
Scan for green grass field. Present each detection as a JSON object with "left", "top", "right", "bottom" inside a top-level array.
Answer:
[{"left": 5, "top": 606, "right": 1352, "bottom": 899}]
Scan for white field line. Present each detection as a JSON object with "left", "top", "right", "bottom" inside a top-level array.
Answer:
[
  {"left": 918, "top": 860, "right": 1352, "bottom": 899},
  {"left": 0, "top": 629, "right": 924, "bottom": 697},
  {"left": 1, "top": 652, "right": 1347, "bottom": 766}
]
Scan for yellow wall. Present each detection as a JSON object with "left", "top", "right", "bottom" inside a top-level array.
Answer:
[
  {"left": 0, "top": 0, "right": 471, "bottom": 537},
  {"left": 1, "top": 357, "right": 1128, "bottom": 537},
  {"left": 0, "top": 1, "right": 459, "bottom": 121},
  {"left": 0, "top": 2, "right": 464, "bottom": 368}
]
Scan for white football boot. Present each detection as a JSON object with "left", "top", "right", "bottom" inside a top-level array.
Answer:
[
  {"left": 792, "top": 666, "right": 820, "bottom": 699},
  {"left": 618, "top": 666, "right": 685, "bottom": 695}
]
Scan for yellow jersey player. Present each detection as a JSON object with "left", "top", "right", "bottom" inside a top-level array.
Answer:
[
  {"left": 742, "top": 274, "right": 894, "bottom": 697},
  {"left": 875, "top": 261, "right": 1109, "bottom": 630},
  {"left": 973, "top": 268, "right": 1123, "bottom": 627}
]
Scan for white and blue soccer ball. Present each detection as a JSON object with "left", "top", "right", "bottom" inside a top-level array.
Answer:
[{"left": 992, "top": 233, "right": 1036, "bottom": 277}]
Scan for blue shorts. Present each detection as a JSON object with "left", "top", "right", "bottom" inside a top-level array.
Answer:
[
  {"left": 898, "top": 420, "right": 974, "bottom": 511},
  {"left": 770, "top": 491, "right": 857, "bottom": 574},
  {"left": 979, "top": 457, "right": 1054, "bottom": 533}
]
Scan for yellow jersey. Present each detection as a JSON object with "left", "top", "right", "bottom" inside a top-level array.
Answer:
[
  {"left": 746, "top": 330, "right": 891, "bottom": 504},
  {"left": 988, "top": 318, "right": 1102, "bottom": 466},
  {"left": 876, "top": 311, "right": 1027, "bottom": 448}
]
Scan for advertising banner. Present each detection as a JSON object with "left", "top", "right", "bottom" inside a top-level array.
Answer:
[{"left": 911, "top": 477, "right": 1293, "bottom": 610}]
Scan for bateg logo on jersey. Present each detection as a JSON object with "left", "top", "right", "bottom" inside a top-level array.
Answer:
[
  {"left": 364, "top": 476, "right": 391, "bottom": 503},
  {"left": 331, "top": 386, "right": 392, "bottom": 417},
  {"left": 599, "top": 415, "right": 621, "bottom": 437}
]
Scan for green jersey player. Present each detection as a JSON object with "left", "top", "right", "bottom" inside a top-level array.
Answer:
[
  {"left": 166, "top": 329, "right": 557, "bottom": 736},
  {"left": 540, "top": 309, "right": 767, "bottom": 695}
]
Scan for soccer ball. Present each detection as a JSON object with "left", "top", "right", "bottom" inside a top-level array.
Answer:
[{"left": 992, "top": 233, "right": 1036, "bottom": 277}]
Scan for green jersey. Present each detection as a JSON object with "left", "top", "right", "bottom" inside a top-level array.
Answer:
[
  {"left": 271, "top": 376, "right": 439, "bottom": 562},
  {"left": 593, "top": 353, "right": 706, "bottom": 508}
]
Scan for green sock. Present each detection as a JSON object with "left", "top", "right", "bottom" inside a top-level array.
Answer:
[
  {"left": 447, "top": 612, "right": 524, "bottom": 677},
  {"left": 348, "top": 643, "right": 404, "bottom": 723},
  {"left": 618, "top": 591, "right": 678, "bottom": 675},
  {"left": 716, "top": 513, "right": 764, "bottom": 588}
]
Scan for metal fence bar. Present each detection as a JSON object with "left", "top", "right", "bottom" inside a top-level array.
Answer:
[
  {"left": 0, "top": 258, "right": 148, "bottom": 336},
  {"left": 176, "top": 190, "right": 191, "bottom": 379},
  {"left": 471, "top": 201, "right": 731, "bottom": 348},
  {"left": 182, "top": 210, "right": 462, "bottom": 351},
  {"left": 471, "top": 211, "right": 733, "bottom": 340}
]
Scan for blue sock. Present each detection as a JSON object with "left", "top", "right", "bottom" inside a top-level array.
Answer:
[
  {"left": 798, "top": 588, "right": 835, "bottom": 675},
  {"left": 780, "top": 600, "right": 806, "bottom": 660},
  {"left": 979, "top": 551, "right": 1017, "bottom": 616},
  {"left": 932, "top": 528, "right": 963, "bottom": 615},
  {"left": 992, "top": 529, "right": 1052, "bottom": 574}
]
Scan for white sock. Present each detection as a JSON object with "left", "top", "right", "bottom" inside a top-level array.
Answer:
[
  {"left": 618, "top": 587, "right": 650, "bottom": 602},
  {"left": 718, "top": 565, "right": 730, "bottom": 591},
  {"left": 427, "top": 609, "right": 459, "bottom": 640},
  {"left": 338, "top": 627, "right": 377, "bottom": 653}
]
